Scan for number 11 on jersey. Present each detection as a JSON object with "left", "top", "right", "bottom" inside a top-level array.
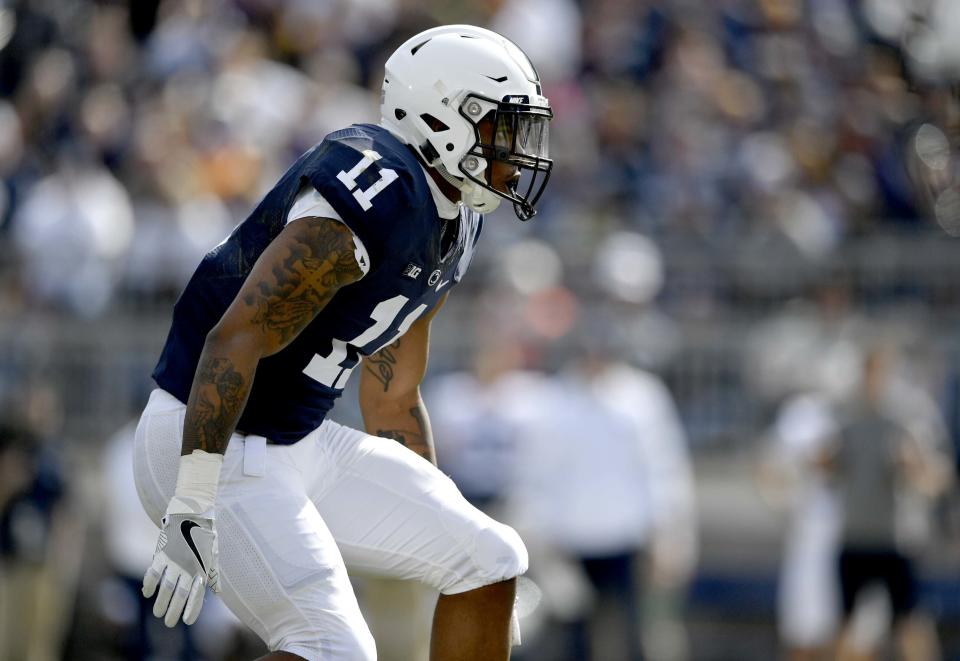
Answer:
[
  {"left": 337, "top": 149, "right": 398, "bottom": 211},
  {"left": 303, "top": 295, "right": 427, "bottom": 389}
]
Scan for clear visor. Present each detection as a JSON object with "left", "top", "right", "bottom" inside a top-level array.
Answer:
[{"left": 494, "top": 112, "right": 550, "bottom": 160}]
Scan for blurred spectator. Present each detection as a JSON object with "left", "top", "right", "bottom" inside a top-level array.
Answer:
[
  {"left": 757, "top": 392, "right": 842, "bottom": 661},
  {"left": 820, "top": 344, "right": 954, "bottom": 661},
  {"left": 0, "top": 420, "right": 71, "bottom": 661},
  {"left": 3, "top": 0, "right": 960, "bottom": 317},
  {"left": 12, "top": 160, "right": 135, "bottom": 316},
  {"left": 485, "top": 0, "right": 582, "bottom": 84},
  {"left": 506, "top": 343, "right": 697, "bottom": 661},
  {"left": 746, "top": 273, "right": 865, "bottom": 408},
  {"left": 428, "top": 340, "right": 538, "bottom": 511}
]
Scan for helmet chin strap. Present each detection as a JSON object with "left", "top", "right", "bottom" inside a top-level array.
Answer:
[
  {"left": 433, "top": 161, "right": 465, "bottom": 190},
  {"left": 433, "top": 161, "right": 502, "bottom": 213}
]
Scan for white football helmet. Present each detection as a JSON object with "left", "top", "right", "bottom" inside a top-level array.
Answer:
[{"left": 381, "top": 25, "right": 553, "bottom": 220}]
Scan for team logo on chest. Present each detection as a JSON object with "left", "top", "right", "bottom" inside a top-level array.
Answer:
[
  {"left": 427, "top": 269, "right": 442, "bottom": 286},
  {"left": 402, "top": 263, "right": 423, "bottom": 279}
]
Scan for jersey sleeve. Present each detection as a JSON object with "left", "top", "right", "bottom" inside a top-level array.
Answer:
[
  {"left": 302, "top": 129, "right": 427, "bottom": 269},
  {"left": 287, "top": 186, "right": 371, "bottom": 277},
  {"left": 287, "top": 186, "right": 344, "bottom": 224}
]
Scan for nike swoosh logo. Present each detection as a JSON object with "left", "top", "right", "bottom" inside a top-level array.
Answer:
[
  {"left": 435, "top": 278, "right": 451, "bottom": 291},
  {"left": 180, "top": 520, "right": 206, "bottom": 572}
]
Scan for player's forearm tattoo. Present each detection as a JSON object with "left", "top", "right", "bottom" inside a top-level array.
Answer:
[
  {"left": 364, "top": 339, "right": 401, "bottom": 392},
  {"left": 377, "top": 429, "right": 414, "bottom": 447},
  {"left": 376, "top": 405, "right": 435, "bottom": 462},
  {"left": 183, "top": 356, "right": 248, "bottom": 455},
  {"left": 243, "top": 220, "right": 363, "bottom": 346}
]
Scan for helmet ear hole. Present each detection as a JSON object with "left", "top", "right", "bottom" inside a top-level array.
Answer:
[
  {"left": 420, "top": 114, "right": 449, "bottom": 132},
  {"left": 394, "top": 109, "right": 407, "bottom": 120}
]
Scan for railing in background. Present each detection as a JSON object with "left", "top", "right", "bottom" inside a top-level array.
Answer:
[{"left": 1, "top": 230, "right": 959, "bottom": 449}]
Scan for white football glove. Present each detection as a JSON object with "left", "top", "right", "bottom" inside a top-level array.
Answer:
[{"left": 142, "top": 511, "right": 220, "bottom": 627}]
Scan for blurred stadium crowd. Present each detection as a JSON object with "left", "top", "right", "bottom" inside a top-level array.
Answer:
[{"left": 2, "top": 0, "right": 960, "bottom": 659}]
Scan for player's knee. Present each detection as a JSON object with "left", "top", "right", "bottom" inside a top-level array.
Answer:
[
  {"left": 452, "top": 523, "right": 528, "bottom": 592},
  {"left": 480, "top": 523, "right": 528, "bottom": 580}
]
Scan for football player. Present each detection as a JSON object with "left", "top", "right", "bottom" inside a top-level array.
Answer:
[{"left": 133, "top": 24, "right": 552, "bottom": 661}]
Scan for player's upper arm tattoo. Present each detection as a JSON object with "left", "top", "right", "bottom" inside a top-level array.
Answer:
[{"left": 241, "top": 218, "right": 364, "bottom": 348}]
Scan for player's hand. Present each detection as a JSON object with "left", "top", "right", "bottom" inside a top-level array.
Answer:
[{"left": 142, "top": 511, "right": 220, "bottom": 627}]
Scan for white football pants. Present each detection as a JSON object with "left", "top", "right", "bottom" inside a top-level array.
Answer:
[{"left": 133, "top": 389, "right": 527, "bottom": 661}]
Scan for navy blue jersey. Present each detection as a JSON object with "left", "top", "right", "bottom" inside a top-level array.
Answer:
[{"left": 153, "top": 124, "right": 482, "bottom": 444}]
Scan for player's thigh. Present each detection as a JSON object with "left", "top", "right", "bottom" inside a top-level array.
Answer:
[
  {"left": 314, "top": 421, "right": 528, "bottom": 595},
  {"left": 216, "top": 473, "right": 375, "bottom": 660},
  {"left": 133, "top": 392, "right": 375, "bottom": 660}
]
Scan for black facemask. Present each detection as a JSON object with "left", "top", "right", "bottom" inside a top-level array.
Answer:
[{"left": 458, "top": 94, "right": 553, "bottom": 221}]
